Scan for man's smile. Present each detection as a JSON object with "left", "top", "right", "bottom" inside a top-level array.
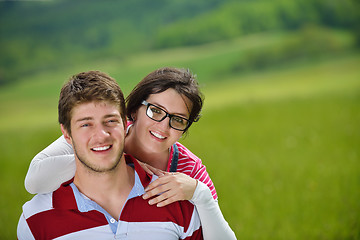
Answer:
[{"left": 91, "top": 145, "right": 112, "bottom": 152}]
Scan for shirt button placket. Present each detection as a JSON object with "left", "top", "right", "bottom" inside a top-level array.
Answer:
[{"left": 114, "top": 220, "right": 128, "bottom": 239}]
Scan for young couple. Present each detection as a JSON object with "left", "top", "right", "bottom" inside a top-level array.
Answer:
[{"left": 18, "top": 68, "right": 236, "bottom": 239}]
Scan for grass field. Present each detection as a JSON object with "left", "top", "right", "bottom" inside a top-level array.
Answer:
[
  {"left": 0, "top": 43, "right": 359, "bottom": 238},
  {"left": 182, "top": 54, "right": 360, "bottom": 239}
]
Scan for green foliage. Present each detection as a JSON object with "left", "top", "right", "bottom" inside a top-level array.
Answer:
[
  {"left": 0, "top": 0, "right": 226, "bottom": 84},
  {"left": 0, "top": 0, "right": 358, "bottom": 85},
  {"left": 222, "top": 25, "right": 356, "bottom": 75},
  {"left": 154, "top": 0, "right": 359, "bottom": 48}
]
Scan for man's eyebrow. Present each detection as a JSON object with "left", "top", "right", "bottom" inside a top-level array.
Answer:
[
  {"left": 75, "top": 117, "right": 93, "bottom": 122},
  {"left": 104, "top": 114, "right": 121, "bottom": 119},
  {"left": 74, "top": 114, "right": 121, "bottom": 123}
]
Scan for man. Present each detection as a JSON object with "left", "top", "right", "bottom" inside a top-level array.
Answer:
[{"left": 17, "top": 71, "right": 203, "bottom": 239}]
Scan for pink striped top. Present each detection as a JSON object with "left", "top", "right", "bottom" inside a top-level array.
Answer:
[{"left": 167, "top": 142, "right": 217, "bottom": 200}]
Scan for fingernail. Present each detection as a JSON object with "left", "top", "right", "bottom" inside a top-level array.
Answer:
[
  {"left": 148, "top": 199, "right": 154, "bottom": 205},
  {"left": 143, "top": 194, "right": 148, "bottom": 199}
]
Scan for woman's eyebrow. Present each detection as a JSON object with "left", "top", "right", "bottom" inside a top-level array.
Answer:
[{"left": 151, "top": 102, "right": 189, "bottom": 118}]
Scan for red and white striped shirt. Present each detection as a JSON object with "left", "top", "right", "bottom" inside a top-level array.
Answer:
[
  {"left": 168, "top": 142, "right": 217, "bottom": 200},
  {"left": 18, "top": 155, "right": 203, "bottom": 240}
]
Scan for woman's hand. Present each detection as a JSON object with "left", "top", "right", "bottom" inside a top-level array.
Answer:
[{"left": 143, "top": 172, "right": 198, "bottom": 207}]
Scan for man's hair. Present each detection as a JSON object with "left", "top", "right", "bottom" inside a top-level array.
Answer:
[
  {"left": 58, "top": 71, "right": 126, "bottom": 134},
  {"left": 126, "top": 67, "right": 204, "bottom": 132}
]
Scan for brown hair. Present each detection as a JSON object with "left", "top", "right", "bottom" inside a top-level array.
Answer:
[
  {"left": 58, "top": 71, "right": 126, "bottom": 134},
  {"left": 126, "top": 67, "right": 203, "bottom": 132}
]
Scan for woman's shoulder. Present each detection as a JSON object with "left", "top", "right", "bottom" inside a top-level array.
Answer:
[
  {"left": 174, "top": 142, "right": 204, "bottom": 175},
  {"left": 175, "top": 142, "right": 201, "bottom": 162}
]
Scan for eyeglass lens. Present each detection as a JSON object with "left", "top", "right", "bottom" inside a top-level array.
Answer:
[{"left": 146, "top": 104, "right": 188, "bottom": 130}]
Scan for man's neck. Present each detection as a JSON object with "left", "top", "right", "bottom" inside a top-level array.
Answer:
[{"left": 73, "top": 157, "right": 135, "bottom": 219}]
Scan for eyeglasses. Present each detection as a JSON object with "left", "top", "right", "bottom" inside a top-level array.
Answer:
[{"left": 142, "top": 100, "right": 190, "bottom": 131}]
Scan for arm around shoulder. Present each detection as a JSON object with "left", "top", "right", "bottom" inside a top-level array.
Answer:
[{"left": 25, "top": 135, "right": 76, "bottom": 194}]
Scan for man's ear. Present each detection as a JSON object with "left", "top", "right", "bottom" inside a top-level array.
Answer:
[{"left": 61, "top": 124, "right": 72, "bottom": 145}]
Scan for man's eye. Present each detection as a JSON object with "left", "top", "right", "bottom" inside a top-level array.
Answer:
[
  {"left": 106, "top": 119, "right": 120, "bottom": 125},
  {"left": 81, "top": 123, "right": 89, "bottom": 127}
]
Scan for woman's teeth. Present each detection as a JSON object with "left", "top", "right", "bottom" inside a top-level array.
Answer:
[{"left": 151, "top": 131, "right": 165, "bottom": 139}]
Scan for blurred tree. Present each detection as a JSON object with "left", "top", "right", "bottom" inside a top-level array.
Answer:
[{"left": 0, "top": 0, "right": 358, "bottom": 85}]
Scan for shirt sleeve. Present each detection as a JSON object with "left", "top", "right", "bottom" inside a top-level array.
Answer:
[
  {"left": 17, "top": 212, "right": 35, "bottom": 240},
  {"left": 190, "top": 181, "right": 237, "bottom": 240},
  {"left": 24, "top": 135, "right": 76, "bottom": 194},
  {"left": 191, "top": 160, "right": 218, "bottom": 200}
]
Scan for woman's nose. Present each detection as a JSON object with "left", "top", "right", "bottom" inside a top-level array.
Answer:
[{"left": 157, "top": 116, "right": 171, "bottom": 130}]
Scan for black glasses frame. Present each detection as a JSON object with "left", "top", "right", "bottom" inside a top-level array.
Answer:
[{"left": 142, "top": 100, "right": 191, "bottom": 131}]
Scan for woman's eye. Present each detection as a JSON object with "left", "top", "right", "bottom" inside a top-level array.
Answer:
[
  {"left": 81, "top": 123, "right": 89, "bottom": 127},
  {"left": 172, "top": 116, "right": 184, "bottom": 124},
  {"left": 150, "top": 107, "right": 162, "bottom": 114}
]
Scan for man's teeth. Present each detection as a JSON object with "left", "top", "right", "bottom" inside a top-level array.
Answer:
[
  {"left": 92, "top": 146, "right": 111, "bottom": 151},
  {"left": 151, "top": 131, "right": 165, "bottom": 139}
]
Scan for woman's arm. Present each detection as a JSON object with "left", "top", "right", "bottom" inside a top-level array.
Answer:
[
  {"left": 191, "top": 181, "right": 237, "bottom": 240},
  {"left": 25, "top": 135, "right": 76, "bottom": 194},
  {"left": 143, "top": 173, "right": 237, "bottom": 240}
]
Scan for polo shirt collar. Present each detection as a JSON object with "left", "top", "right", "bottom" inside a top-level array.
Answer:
[{"left": 52, "top": 153, "right": 155, "bottom": 210}]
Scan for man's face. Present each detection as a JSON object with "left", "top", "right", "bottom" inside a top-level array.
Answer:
[{"left": 62, "top": 101, "right": 125, "bottom": 173}]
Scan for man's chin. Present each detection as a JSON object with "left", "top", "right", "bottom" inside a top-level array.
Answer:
[{"left": 78, "top": 156, "right": 122, "bottom": 173}]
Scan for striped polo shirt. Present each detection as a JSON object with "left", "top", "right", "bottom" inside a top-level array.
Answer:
[{"left": 17, "top": 155, "right": 203, "bottom": 240}]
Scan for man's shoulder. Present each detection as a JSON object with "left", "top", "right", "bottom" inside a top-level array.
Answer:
[
  {"left": 19, "top": 184, "right": 109, "bottom": 239},
  {"left": 120, "top": 196, "right": 203, "bottom": 238},
  {"left": 122, "top": 196, "right": 198, "bottom": 228},
  {"left": 22, "top": 182, "right": 75, "bottom": 220},
  {"left": 22, "top": 192, "right": 54, "bottom": 220}
]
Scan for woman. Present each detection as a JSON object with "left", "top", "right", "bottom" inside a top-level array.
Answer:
[{"left": 25, "top": 67, "right": 236, "bottom": 239}]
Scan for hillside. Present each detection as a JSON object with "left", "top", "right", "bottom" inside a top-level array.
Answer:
[{"left": 0, "top": 0, "right": 358, "bottom": 85}]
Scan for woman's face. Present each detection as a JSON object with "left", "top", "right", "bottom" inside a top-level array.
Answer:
[{"left": 132, "top": 88, "right": 191, "bottom": 154}]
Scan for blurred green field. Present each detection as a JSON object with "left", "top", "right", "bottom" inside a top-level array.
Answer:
[
  {"left": 0, "top": 41, "right": 359, "bottom": 239},
  {"left": 182, "top": 54, "right": 360, "bottom": 239}
]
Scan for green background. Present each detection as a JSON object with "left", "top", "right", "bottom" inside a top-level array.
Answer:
[{"left": 0, "top": 0, "right": 359, "bottom": 239}]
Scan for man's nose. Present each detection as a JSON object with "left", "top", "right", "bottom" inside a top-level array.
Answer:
[{"left": 93, "top": 125, "right": 110, "bottom": 139}]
